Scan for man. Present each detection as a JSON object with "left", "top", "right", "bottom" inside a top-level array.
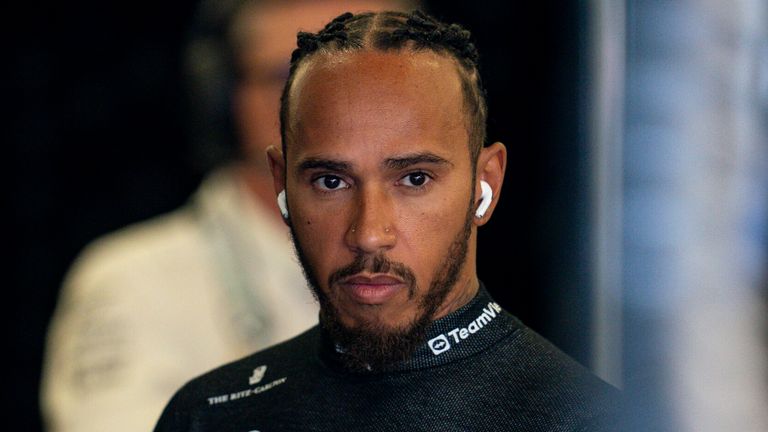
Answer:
[
  {"left": 41, "top": 2, "right": 403, "bottom": 432},
  {"left": 154, "top": 10, "right": 620, "bottom": 431}
]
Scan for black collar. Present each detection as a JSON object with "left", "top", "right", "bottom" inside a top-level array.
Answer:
[{"left": 319, "top": 283, "right": 520, "bottom": 374}]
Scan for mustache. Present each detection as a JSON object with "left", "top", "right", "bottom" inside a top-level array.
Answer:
[{"left": 328, "top": 254, "right": 417, "bottom": 296}]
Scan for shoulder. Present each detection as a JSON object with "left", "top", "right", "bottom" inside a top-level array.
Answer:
[
  {"left": 72, "top": 208, "right": 205, "bottom": 284},
  {"left": 157, "top": 327, "right": 320, "bottom": 416},
  {"left": 48, "top": 206, "right": 213, "bottom": 351},
  {"left": 489, "top": 316, "right": 622, "bottom": 429},
  {"left": 56, "top": 205, "right": 216, "bottom": 311}
]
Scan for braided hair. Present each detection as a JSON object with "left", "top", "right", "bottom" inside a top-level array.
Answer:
[{"left": 279, "top": 10, "right": 487, "bottom": 163}]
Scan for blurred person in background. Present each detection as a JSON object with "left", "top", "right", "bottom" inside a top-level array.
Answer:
[{"left": 40, "top": 1, "right": 407, "bottom": 431}]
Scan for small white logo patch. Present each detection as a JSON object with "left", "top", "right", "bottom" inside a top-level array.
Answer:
[
  {"left": 249, "top": 365, "right": 267, "bottom": 385},
  {"left": 428, "top": 334, "right": 451, "bottom": 355},
  {"left": 427, "top": 302, "right": 502, "bottom": 356}
]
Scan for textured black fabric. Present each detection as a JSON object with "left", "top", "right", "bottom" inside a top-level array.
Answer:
[{"left": 154, "top": 285, "right": 620, "bottom": 431}]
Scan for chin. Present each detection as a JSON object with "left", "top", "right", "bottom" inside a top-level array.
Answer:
[{"left": 336, "top": 303, "right": 412, "bottom": 331}]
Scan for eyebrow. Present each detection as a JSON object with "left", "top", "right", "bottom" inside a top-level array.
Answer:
[
  {"left": 296, "top": 152, "right": 453, "bottom": 174},
  {"left": 383, "top": 152, "right": 453, "bottom": 170},
  {"left": 297, "top": 158, "right": 352, "bottom": 174}
]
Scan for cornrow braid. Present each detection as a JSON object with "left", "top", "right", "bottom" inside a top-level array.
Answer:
[
  {"left": 390, "top": 10, "right": 480, "bottom": 68},
  {"left": 280, "top": 10, "right": 488, "bottom": 164},
  {"left": 292, "top": 12, "right": 354, "bottom": 63}
]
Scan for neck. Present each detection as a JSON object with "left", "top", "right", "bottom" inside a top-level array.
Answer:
[
  {"left": 319, "top": 282, "right": 515, "bottom": 374},
  {"left": 432, "top": 274, "right": 480, "bottom": 320},
  {"left": 432, "top": 227, "right": 480, "bottom": 320}
]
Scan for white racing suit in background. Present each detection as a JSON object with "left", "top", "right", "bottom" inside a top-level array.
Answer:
[{"left": 41, "top": 167, "right": 318, "bottom": 432}]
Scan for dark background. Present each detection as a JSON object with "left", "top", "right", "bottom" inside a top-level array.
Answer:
[{"left": 8, "top": 1, "right": 589, "bottom": 429}]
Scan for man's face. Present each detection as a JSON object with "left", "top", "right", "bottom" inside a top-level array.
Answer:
[{"left": 281, "top": 50, "right": 480, "bottom": 343}]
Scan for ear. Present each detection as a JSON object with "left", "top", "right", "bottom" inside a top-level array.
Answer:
[
  {"left": 266, "top": 145, "right": 286, "bottom": 197},
  {"left": 473, "top": 142, "right": 507, "bottom": 226}
]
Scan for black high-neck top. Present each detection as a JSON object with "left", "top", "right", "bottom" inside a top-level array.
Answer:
[{"left": 155, "top": 285, "right": 621, "bottom": 431}]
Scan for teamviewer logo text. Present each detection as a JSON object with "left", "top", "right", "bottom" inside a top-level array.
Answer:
[{"left": 427, "top": 334, "right": 451, "bottom": 355}]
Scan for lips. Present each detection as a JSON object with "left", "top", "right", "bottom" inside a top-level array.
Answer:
[{"left": 339, "top": 274, "right": 405, "bottom": 304}]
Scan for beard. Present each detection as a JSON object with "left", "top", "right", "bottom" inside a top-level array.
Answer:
[{"left": 288, "top": 193, "right": 475, "bottom": 372}]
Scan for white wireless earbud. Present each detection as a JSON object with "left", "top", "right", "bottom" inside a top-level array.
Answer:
[
  {"left": 475, "top": 180, "right": 493, "bottom": 219},
  {"left": 277, "top": 190, "right": 289, "bottom": 219}
]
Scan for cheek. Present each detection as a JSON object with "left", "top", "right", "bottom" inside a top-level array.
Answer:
[
  {"left": 402, "top": 189, "right": 468, "bottom": 234},
  {"left": 296, "top": 215, "right": 337, "bottom": 245},
  {"left": 395, "top": 193, "right": 470, "bottom": 274},
  {"left": 289, "top": 201, "right": 349, "bottom": 270}
]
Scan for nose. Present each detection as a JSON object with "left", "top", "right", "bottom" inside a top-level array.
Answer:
[{"left": 345, "top": 184, "right": 397, "bottom": 254}]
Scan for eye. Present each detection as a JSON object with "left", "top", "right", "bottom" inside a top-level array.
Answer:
[
  {"left": 313, "top": 175, "right": 350, "bottom": 191},
  {"left": 399, "top": 172, "right": 431, "bottom": 188}
]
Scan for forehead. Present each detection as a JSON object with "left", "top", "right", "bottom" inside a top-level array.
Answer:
[{"left": 286, "top": 50, "right": 469, "bottom": 162}]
